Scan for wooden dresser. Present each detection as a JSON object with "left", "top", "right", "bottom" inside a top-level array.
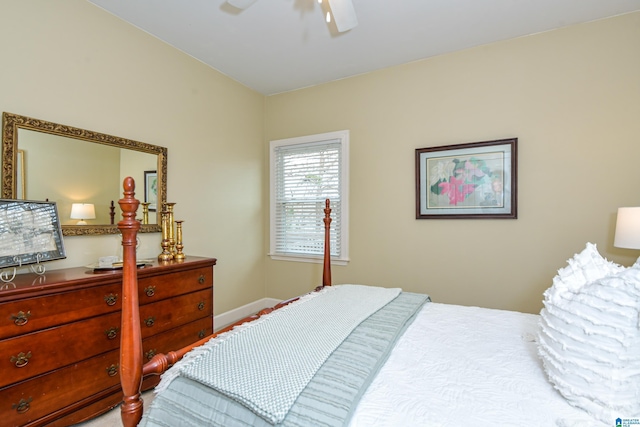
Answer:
[{"left": 0, "top": 256, "right": 216, "bottom": 427}]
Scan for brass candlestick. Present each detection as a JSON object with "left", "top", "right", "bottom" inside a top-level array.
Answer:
[
  {"left": 173, "top": 220, "right": 186, "bottom": 261},
  {"left": 141, "top": 203, "right": 150, "bottom": 225},
  {"left": 157, "top": 210, "right": 173, "bottom": 262},
  {"left": 165, "top": 202, "right": 176, "bottom": 254}
]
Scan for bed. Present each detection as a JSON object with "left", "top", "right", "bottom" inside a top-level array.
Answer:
[{"left": 116, "top": 177, "right": 639, "bottom": 427}]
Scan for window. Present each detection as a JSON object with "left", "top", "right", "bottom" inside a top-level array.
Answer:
[{"left": 270, "top": 130, "right": 349, "bottom": 264}]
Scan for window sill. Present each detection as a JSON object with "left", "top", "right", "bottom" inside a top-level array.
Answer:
[{"left": 268, "top": 253, "right": 349, "bottom": 266}]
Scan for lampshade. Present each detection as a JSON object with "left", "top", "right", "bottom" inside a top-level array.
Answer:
[
  {"left": 613, "top": 207, "right": 640, "bottom": 250},
  {"left": 70, "top": 203, "right": 96, "bottom": 225}
]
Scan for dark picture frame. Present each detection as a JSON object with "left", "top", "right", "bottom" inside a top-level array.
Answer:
[
  {"left": 144, "top": 170, "right": 158, "bottom": 212},
  {"left": 0, "top": 199, "right": 66, "bottom": 268},
  {"left": 415, "top": 138, "right": 517, "bottom": 219}
]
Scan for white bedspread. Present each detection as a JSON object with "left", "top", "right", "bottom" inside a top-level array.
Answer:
[{"left": 349, "top": 303, "right": 607, "bottom": 427}]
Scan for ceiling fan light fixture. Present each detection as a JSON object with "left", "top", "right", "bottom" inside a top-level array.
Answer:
[
  {"left": 327, "top": 0, "right": 358, "bottom": 32},
  {"left": 227, "top": 0, "right": 258, "bottom": 9},
  {"left": 226, "top": 0, "right": 357, "bottom": 33}
]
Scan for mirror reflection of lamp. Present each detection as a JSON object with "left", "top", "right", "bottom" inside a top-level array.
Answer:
[
  {"left": 70, "top": 203, "right": 96, "bottom": 225},
  {"left": 614, "top": 207, "right": 640, "bottom": 263}
]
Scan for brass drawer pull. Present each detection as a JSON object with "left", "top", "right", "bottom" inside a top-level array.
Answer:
[
  {"left": 198, "top": 275, "right": 205, "bottom": 284},
  {"left": 104, "top": 293, "right": 118, "bottom": 306},
  {"left": 104, "top": 327, "right": 119, "bottom": 340},
  {"left": 144, "top": 316, "right": 156, "bottom": 327},
  {"left": 10, "top": 351, "right": 32, "bottom": 368},
  {"left": 145, "top": 349, "right": 156, "bottom": 361},
  {"left": 198, "top": 301, "right": 205, "bottom": 311},
  {"left": 12, "top": 397, "right": 32, "bottom": 414},
  {"left": 106, "top": 364, "right": 119, "bottom": 377},
  {"left": 198, "top": 329, "right": 206, "bottom": 339},
  {"left": 11, "top": 310, "right": 31, "bottom": 326},
  {"left": 144, "top": 286, "right": 156, "bottom": 297}
]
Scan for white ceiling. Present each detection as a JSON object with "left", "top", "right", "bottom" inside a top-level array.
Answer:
[{"left": 87, "top": 0, "right": 640, "bottom": 95}]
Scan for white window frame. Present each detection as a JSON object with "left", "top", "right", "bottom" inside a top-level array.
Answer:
[{"left": 269, "top": 130, "right": 349, "bottom": 265}]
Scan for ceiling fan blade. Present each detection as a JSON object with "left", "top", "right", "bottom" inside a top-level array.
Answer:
[
  {"left": 327, "top": 0, "right": 358, "bottom": 32},
  {"left": 227, "top": 0, "right": 258, "bottom": 9}
]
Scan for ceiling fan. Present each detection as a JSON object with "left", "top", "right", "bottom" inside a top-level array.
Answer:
[{"left": 227, "top": 0, "right": 358, "bottom": 33}]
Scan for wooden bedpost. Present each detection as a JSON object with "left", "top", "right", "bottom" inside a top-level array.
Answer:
[
  {"left": 114, "top": 192, "right": 332, "bottom": 426},
  {"left": 323, "top": 199, "right": 332, "bottom": 288},
  {"left": 118, "top": 177, "right": 143, "bottom": 427}
]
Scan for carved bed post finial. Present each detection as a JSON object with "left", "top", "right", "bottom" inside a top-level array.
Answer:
[
  {"left": 323, "top": 199, "right": 332, "bottom": 288},
  {"left": 118, "top": 177, "right": 143, "bottom": 427}
]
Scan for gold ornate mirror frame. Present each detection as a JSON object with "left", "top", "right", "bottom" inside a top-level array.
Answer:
[{"left": 2, "top": 112, "right": 167, "bottom": 236}]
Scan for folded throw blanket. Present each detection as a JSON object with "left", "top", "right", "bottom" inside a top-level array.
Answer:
[{"left": 159, "top": 285, "right": 401, "bottom": 424}]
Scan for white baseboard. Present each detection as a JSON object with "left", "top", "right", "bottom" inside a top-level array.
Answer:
[{"left": 214, "top": 297, "right": 281, "bottom": 331}]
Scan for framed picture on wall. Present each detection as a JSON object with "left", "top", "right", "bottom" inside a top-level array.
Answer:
[
  {"left": 144, "top": 170, "right": 158, "bottom": 212},
  {"left": 415, "top": 138, "right": 517, "bottom": 219},
  {"left": 0, "top": 199, "right": 66, "bottom": 268}
]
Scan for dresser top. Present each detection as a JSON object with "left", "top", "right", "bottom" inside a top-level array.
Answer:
[{"left": 0, "top": 256, "right": 216, "bottom": 302}]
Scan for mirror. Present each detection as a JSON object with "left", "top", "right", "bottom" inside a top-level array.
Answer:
[{"left": 1, "top": 112, "right": 166, "bottom": 236}]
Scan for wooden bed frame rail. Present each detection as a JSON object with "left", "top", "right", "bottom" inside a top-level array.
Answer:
[{"left": 117, "top": 177, "right": 333, "bottom": 427}]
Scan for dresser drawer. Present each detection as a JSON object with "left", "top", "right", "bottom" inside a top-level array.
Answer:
[
  {"left": 142, "top": 316, "right": 213, "bottom": 363},
  {"left": 0, "top": 264, "right": 212, "bottom": 342},
  {"left": 43, "top": 392, "right": 123, "bottom": 427},
  {"left": 1, "top": 288, "right": 212, "bottom": 389},
  {"left": 139, "top": 288, "right": 212, "bottom": 337},
  {"left": 0, "top": 283, "right": 122, "bottom": 340},
  {"left": 138, "top": 266, "right": 212, "bottom": 304},
  {"left": 2, "top": 316, "right": 214, "bottom": 427},
  {"left": 1, "top": 348, "right": 121, "bottom": 427},
  {"left": 0, "top": 311, "right": 122, "bottom": 388}
]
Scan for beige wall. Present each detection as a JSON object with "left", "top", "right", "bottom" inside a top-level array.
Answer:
[
  {"left": 265, "top": 12, "right": 640, "bottom": 313},
  {"left": 1, "top": 0, "right": 266, "bottom": 314},
  {"left": 2, "top": 2, "right": 639, "bottom": 316}
]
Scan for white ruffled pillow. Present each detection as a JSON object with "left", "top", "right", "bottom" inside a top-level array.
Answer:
[{"left": 538, "top": 243, "right": 640, "bottom": 423}]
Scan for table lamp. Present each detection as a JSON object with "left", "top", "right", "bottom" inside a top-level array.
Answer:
[
  {"left": 70, "top": 203, "right": 96, "bottom": 225},
  {"left": 614, "top": 206, "right": 640, "bottom": 264}
]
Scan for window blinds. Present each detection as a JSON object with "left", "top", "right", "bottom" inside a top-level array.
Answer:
[{"left": 273, "top": 139, "right": 342, "bottom": 257}]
